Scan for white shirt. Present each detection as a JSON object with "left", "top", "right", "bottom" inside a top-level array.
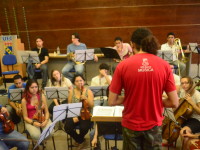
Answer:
[
  {"left": 91, "top": 75, "right": 112, "bottom": 101},
  {"left": 161, "top": 43, "right": 177, "bottom": 61}
]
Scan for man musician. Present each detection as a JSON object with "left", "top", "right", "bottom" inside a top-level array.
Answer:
[
  {"left": 112, "top": 37, "right": 133, "bottom": 72},
  {"left": 161, "top": 32, "right": 186, "bottom": 76},
  {"left": 62, "top": 33, "right": 98, "bottom": 81},
  {"left": 6, "top": 75, "right": 26, "bottom": 124}
]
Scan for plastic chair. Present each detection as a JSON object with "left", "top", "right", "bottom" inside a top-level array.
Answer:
[
  {"left": 2, "top": 54, "right": 19, "bottom": 88},
  {"left": 103, "top": 134, "right": 123, "bottom": 150}
]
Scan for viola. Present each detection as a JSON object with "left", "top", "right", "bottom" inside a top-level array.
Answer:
[
  {"left": 162, "top": 80, "right": 200, "bottom": 143},
  {"left": 0, "top": 109, "right": 15, "bottom": 134},
  {"left": 80, "top": 86, "right": 91, "bottom": 120},
  {"left": 190, "top": 140, "right": 200, "bottom": 150},
  {"left": 32, "top": 90, "right": 45, "bottom": 123}
]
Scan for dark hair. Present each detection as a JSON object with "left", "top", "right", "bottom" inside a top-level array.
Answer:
[
  {"left": 23, "top": 79, "right": 40, "bottom": 103},
  {"left": 167, "top": 32, "right": 175, "bottom": 37},
  {"left": 72, "top": 74, "right": 85, "bottom": 84},
  {"left": 114, "top": 37, "right": 123, "bottom": 42},
  {"left": 50, "top": 69, "right": 61, "bottom": 86},
  {"left": 131, "top": 28, "right": 159, "bottom": 55},
  {"left": 181, "top": 76, "right": 195, "bottom": 94},
  {"left": 35, "top": 36, "right": 44, "bottom": 41},
  {"left": 13, "top": 75, "right": 23, "bottom": 81},
  {"left": 99, "top": 63, "right": 109, "bottom": 71},
  {"left": 72, "top": 33, "right": 80, "bottom": 41}
]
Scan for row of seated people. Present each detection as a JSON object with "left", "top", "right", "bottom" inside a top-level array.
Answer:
[
  {"left": 30, "top": 31, "right": 186, "bottom": 92},
  {"left": 30, "top": 33, "right": 132, "bottom": 89},
  {"left": 1, "top": 63, "right": 111, "bottom": 150}
]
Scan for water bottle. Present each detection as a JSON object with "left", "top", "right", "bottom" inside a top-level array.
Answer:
[{"left": 57, "top": 46, "right": 60, "bottom": 55}]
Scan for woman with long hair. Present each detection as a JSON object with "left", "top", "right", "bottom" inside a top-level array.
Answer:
[
  {"left": 21, "top": 79, "right": 51, "bottom": 142},
  {"left": 179, "top": 76, "right": 200, "bottom": 150},
  {"left": 48, "top": 69, "right": 73, "bottom": 114},
  {"left": 64, "top": 74, "right": 94, "bottom": 149}
]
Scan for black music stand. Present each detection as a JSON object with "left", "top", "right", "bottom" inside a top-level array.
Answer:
[
  {"left": 189, "top": 43, "right": 200, "bottom": 79},
  {"left": 157, "top": 50, "right": 174, "bottom": 62},
  {"left": 33, "top": 102, "right": 82, "bottom": 150},
  {"left": 45, "top": 87, "right": 68, "bottom": 132},
  {"left": 9, "top": 88, "right": 24, "bottom": 102},
  {"left": 89, "top": 86, "right": 108, "bottom": 106},
  {"left": 75, "top": 49, "right": 94, "bottom": 84}
]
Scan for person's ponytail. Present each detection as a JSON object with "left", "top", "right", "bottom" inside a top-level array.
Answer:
[{"left": 141, "top": 35, "right": 160, "bottom": 55}]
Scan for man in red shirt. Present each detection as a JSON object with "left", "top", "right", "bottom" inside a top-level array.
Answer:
[{"left": 109, "top": 28, "right": 179, "bottom": 149}]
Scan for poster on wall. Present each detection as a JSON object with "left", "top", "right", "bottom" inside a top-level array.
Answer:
[{"left": 0, "top": 35, "right": 17, "bottom": 55}]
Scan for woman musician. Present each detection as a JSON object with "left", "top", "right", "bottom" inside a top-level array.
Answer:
[
  {"left": 179, "top": 76, "right": 200, "bottom": 150},
  {"left": 21, "top": 79, "right": 52, "bottom": 142},
  {"left": 48, "top": 69, "right": 73, "bottom": 115},
  {"left": 64, "top": 74, "right": 94, "bottom": 149}
]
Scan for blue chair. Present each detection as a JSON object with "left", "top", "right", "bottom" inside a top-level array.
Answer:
[
  {"left": 2, "top": 54, "right": 19, "bottom": 88},
  {"left": 103, "top": 134, "right": 123, "bottom": 150}
]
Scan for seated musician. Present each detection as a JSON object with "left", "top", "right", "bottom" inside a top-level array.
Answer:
[
  {"left": 6, "top": 75, "right": 26, "bottom": 124},
  {"left": 0, "top": 105, "right": 29, "bottom": 150},
  {"left": 32, "top": 37, "right": 49, "bottom": 89},
  {"left": 112, "top": 37, "right": 133, "bottom": 72},
  {"left": 91, "top": 63, "right": 112, "bottom": 106},
  {"left": 64, "top": 74, "right": 94, "bottom": 149},
  {"left": 179, "top": 76, "right": 200, "bottom": 150},
  {"left": 48, "top": 69, "right": 73, "bottom": 115},
  {"left": 62, "top": 33, "right": 98, "bottom": 81},
  {"left": 21, "top": 79, "right": 52, "bottom": 142},
  {"left": 161, "top": 32, "right": 186, "bottom": 76}
]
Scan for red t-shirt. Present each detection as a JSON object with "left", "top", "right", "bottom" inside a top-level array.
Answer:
[{"left": 110, "top": 53, "right": 176, "bottom": 131}]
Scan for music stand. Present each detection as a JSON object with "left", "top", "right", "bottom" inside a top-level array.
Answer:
[
  {"left": 45, "top": 87, "right": 68, "bottom": 132},
  {"left": 9, "top": 88, "right": 24, "bottom": 102},
  {"left": 100, "top": 47, "right": 121, "bottom": 60},
  {"left": 189, "top": 43, "right": 200, "bottom": 79},
  {"left": 75, "top": 49, "right": 94, "bottom": 84},
  {"left": 16, "top": 50, "right": 40, "bottom": 64},
  {"left": 157, "top": 50, "right": 174, "bottom": 62},
  {"left": 89, "top": 86, "right": 108, "bottom": 106},
  {"left": 33, "top": 102, "right": 82, "bottom": 150}
]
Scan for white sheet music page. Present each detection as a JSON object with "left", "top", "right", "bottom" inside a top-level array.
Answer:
[
  {"left": 93, "top": 106, "right": 115, "bottom": 116},
  {"left": 114, "top": 106, "right": 124, "bottom": 117}
]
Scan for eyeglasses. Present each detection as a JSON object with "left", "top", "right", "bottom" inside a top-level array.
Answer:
[{"left": 181, "top": 82, "right": 189, "bottom": 85}]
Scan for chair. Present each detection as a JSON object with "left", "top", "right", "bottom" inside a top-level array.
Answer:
[
  {"left": 103, "top": 134, "right": 123, "bottom": 150},
  {"left": 2, "top": 54, "right": 19, "bottom": 88}
]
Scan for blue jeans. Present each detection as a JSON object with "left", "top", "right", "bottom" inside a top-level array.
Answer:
[
  {"left": 62, "top": 61, "right": 84, "bottom": 81},
  {"left": 0, "top": 130, "right": 29, "bottom": 150},
  {"left": 40, "top": 64, "right": 48, "bottom": 88}
]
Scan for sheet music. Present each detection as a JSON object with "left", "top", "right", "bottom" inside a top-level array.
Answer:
[
  {"left": 75, "top": 49, "right": 94, "bottom": 61},
  {"left": 53, "top": 103, "right": 82, "bottom": 122},
  {"left": 45, "top": 87, "right": 68, "bottom": 99},
  {"left": 93, "top": 106, "right": 115, "bottom": 116},
  {"left": 157, "top": 50, "right": 175, "bottom": 61},
  {"left": 189, "top": 43, "right": 198, "bottom": 53},
  {"left": 114, "top": 106, "right": 124, "bottom": 117},
  {"left": 9, "top": 88, "right": 24, "bottom": 101}
]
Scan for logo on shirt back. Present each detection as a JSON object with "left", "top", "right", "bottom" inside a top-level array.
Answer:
[{"left": 138, "top": 58, "right": 154, "bottom": 72}]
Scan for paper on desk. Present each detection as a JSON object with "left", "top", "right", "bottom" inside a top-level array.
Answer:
[{"left": 93, "top": 106, "right": 124, "bottom": 117}]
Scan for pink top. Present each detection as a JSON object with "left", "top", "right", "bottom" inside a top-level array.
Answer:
[
  {"left": 26, "top": 94, "right": 40, "bottom": 119},
  {"left": 113, "top": 43, "right": 132, "bottom": 60}
]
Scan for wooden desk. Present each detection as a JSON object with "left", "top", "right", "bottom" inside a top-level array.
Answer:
[
  {"left": 49, "top": 53, "right": 104, "bottom": 59},
  {"left": 91, "top": 116, "right": 122, "bottom": 122}
]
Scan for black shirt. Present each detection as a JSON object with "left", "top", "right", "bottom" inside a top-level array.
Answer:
[{"left": 32, "top": 47, "right": 49, "bottom": 62}]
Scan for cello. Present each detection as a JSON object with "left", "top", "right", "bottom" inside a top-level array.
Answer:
[
  {"left": 0, "top": 107, "right": 15, "bottom": 134},
  {"left": 162, "top": 80, "right": 200, "bottom": 143}
]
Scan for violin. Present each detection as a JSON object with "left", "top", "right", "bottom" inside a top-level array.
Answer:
[
  {"left": 80, "top": 86, "right": 91, "bottom": 120},
  {"left": 190, "top": 140, "right": 200, "bottom": 150},
  {"left": 162, "top": 80, "right": 200, "bottom": 143},
  {"left": 32, "top": 90, "right": 45, "bottom": 123},
  {"left": 0, "top": 108, "right": 15, "bottom": 134}
]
